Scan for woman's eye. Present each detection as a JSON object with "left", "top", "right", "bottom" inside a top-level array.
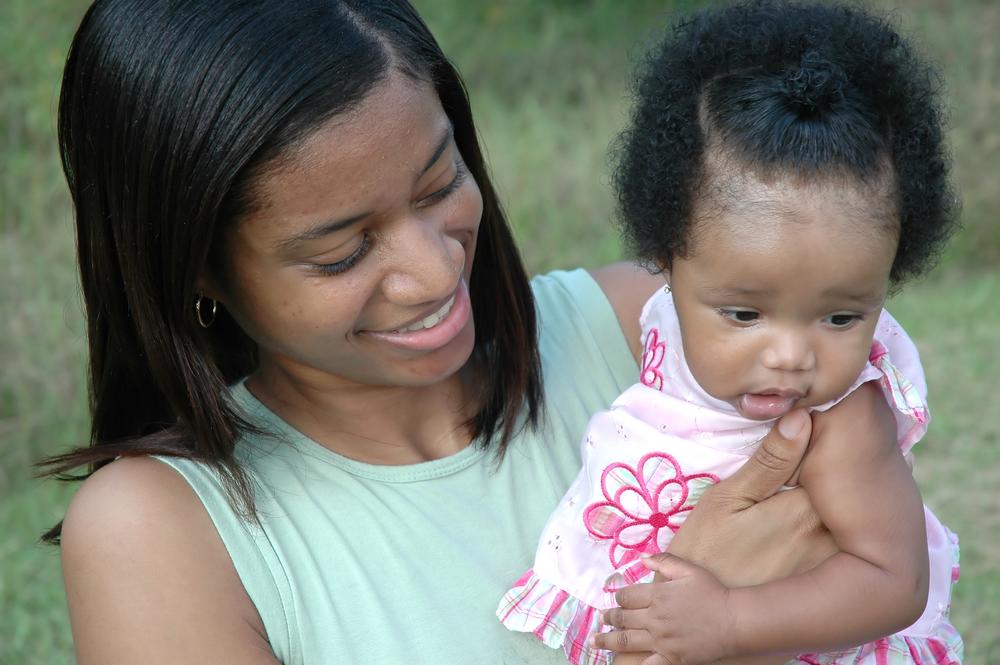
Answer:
[
  {"left": 312, "top": 232, "right": 372, "bottom": 276},
  {"left": 418, "top": 160, "right": 467, "bottom": 207},
  {"left": 719, "top": 309, "right": 759, "bottom": 323},
  {"left": 825, "top": 313, "right": 861, "bottom": 328}
]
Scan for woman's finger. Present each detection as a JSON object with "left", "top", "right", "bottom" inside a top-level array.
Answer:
[
  {"left": 591, "top": 627, "right": 655, "bottom": 653},
  {"left": 708, "top": 409, "right": 812, "bottom": 508}
]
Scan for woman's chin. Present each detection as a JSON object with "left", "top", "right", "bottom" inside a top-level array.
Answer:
[{"left": 382, "top": 321, "right": 478, "bottom": 388}]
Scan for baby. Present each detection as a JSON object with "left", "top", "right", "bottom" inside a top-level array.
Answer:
[{"left": 498, "top": 2, "right": 962, "bottom": 664}]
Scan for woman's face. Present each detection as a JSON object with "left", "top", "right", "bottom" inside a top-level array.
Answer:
[{"left": 210, "top": 72, "right": 483, "bottom": 390}]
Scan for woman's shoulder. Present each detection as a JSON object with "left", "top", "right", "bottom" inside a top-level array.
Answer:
[
  {"left": 588, "top": 262, "right": 665, "bottom": 361},
  {"left": 60, "top": 457, "right": 277, "bottom": 664},
  {"left": 529, "top": 266, "right": 643, "bottom": 391},
  {"left": 61, "top": 456, "right": 209, "bottom": 560},
  {"left": 530, "top": 263, "right": 662, "bottom": 358}
]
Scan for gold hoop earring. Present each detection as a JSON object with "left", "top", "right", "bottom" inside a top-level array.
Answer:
[{"left": 195, "top": 295, "right": 217, "bottom": 328}]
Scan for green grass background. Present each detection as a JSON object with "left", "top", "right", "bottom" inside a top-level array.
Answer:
[{"left": 1, "top": 0, "right": 997, "bottom": 662}]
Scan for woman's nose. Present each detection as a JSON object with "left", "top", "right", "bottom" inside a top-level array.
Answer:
[
  {"left": 760, "top": 328, "right": 816, "bottom": 372},
  {"left": 379, "top": 218, "right": 467, "bottom": 306}
]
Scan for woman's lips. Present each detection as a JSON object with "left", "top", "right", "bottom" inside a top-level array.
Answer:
[
  {"left": 394, "top": 294, "right": 457, "bottom": 332},
  {"left": 363, "top": 279, "right": 471, "bottom": 352},
  {"left": 738, "top": 392, "right": 803, "bottom": 420}
]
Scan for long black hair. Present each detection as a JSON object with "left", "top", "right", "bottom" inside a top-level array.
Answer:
[
  {"left": 613, "top": 0, "right": 958, "bottom": 282},
  {"left": 41, "top": 0, "right": 542, "bottom": 543}
]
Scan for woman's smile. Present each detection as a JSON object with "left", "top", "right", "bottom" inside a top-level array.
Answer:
[{"left": 364, "top": 278, "right": 472, "bottom": 352}]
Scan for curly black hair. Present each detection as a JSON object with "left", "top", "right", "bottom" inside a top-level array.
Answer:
[{"left": 612, "top": 0, "right": 958, "bottom": 284}]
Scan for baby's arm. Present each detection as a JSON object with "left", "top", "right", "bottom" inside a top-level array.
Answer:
[{"left": 725, "top": 380, "right": 929, "bottom": 654}]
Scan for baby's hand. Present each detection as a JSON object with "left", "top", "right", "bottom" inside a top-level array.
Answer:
[{"left": 594, "top": 554, "right": 736, "bottom": 665}]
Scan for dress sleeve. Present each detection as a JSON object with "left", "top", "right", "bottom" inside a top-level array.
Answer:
[{"left": 868, "top": 310, "right": 931, "bottom": 455}]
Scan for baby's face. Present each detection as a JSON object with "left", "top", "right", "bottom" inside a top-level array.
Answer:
[{"left": 669, "top": 176, "right": 898, "bottom": 420}]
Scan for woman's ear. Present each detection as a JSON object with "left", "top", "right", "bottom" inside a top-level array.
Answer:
[{"left": 195, "top": 272, "right": 225, "bottom": 303}]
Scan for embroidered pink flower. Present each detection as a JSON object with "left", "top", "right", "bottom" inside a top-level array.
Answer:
[
  {"left": 641, "top": 327, "right": 666, "bottom": 391},
  {"left": 583, "top": 452, "right": 718, "bottom": 569}
]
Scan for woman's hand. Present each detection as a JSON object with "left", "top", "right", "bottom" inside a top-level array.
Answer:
[
  {"left": 665, "top": 408, "right": 838, "bottom": 587},
  {"left": 595, "top": 409, "right": 838, "bottom": 664}
]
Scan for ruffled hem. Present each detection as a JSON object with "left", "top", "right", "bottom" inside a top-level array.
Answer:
[
  {"left": 794, "top": 623, "right": 964, "bottom": 665},
  {"left": 498, "top": 572, "right": 964, "bottom": 665},
  {"left": 497, "top": 569, "right": 611, "bottom": 665}
]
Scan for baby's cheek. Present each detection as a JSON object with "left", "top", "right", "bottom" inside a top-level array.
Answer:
[
  {"left": 686, "top": 346, "right": 743, "bottom": 401},
  {"left": 816, "top": 345, "right": 873, "bottom": 403}
]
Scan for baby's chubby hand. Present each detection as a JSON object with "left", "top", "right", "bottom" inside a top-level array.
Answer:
[{"left": 593, "top": 553, "right": 736, "bottom": 665}]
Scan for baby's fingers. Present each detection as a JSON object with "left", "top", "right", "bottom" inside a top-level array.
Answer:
[
  {"left": 639, "top": 657, "right": 674, "bottom": 665},
  {"left": 591, "top": 627, "right": 654, "bottom": 654},
  {"left": 614, "top": 580, "right": 658, "bottom": 609},
  {"left": 601, "top": 606, "right": 648, "bottom": 630},
  {"left": 640, "top": 552, "right": 698, "bottom": 580}
]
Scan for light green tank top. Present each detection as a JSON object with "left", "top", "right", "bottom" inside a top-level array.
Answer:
[{"left": 157, "top": 269, "right": 637, "bottom": 664}]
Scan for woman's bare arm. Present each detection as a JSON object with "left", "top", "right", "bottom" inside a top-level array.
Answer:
[{"left": 61, "top": 457, "right": 280, "bottom": 665}]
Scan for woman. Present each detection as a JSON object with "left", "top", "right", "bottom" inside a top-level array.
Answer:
[{"left": 48, "top": 1, "right": 889, "bottom": 663}]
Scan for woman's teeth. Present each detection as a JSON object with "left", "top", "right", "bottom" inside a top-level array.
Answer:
[{"left": 396, "top": 295, "right": 456, "bottom": 333}]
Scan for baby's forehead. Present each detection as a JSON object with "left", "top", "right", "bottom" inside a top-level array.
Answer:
[
  {"left": 679, "top": 194, "right": 896, "bottom": 311},
  {"left": 690, "top": 164, "right": 899, "bottom": 246}
]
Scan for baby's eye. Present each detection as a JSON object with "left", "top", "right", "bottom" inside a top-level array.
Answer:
[
  {"left": 824, "top": 313, "right": 861, "bottom": 328},
  {"left": 719, "top": 309, "right": 759, "bottom": 324}
]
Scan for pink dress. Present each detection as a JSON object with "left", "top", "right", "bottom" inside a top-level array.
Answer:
[{"left": 497, "top": 286, "right": 962, "bottom": 665}]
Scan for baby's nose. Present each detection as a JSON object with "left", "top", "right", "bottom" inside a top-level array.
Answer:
[{"left": 760, "top": 330, "right": 816, "bottom": 372}]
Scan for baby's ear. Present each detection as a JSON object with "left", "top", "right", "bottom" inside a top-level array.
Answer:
[{"left": 659, "top": 266, "right": 672, "bottom": 291}]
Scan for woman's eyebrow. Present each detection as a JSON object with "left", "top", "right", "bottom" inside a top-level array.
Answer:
[
  {"left": 276, "top": 211, "right": 370, "bottom": 252},
  {"left": 276, "top": 123, "right": 455, "bottom": 252},
  {"left": 420, "top": 122, "right": 454, "bottom": 175}
]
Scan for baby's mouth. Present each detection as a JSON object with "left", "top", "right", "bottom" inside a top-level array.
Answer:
[{"left": 738, "top": 391, "right": 803, "bottom": 420}]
